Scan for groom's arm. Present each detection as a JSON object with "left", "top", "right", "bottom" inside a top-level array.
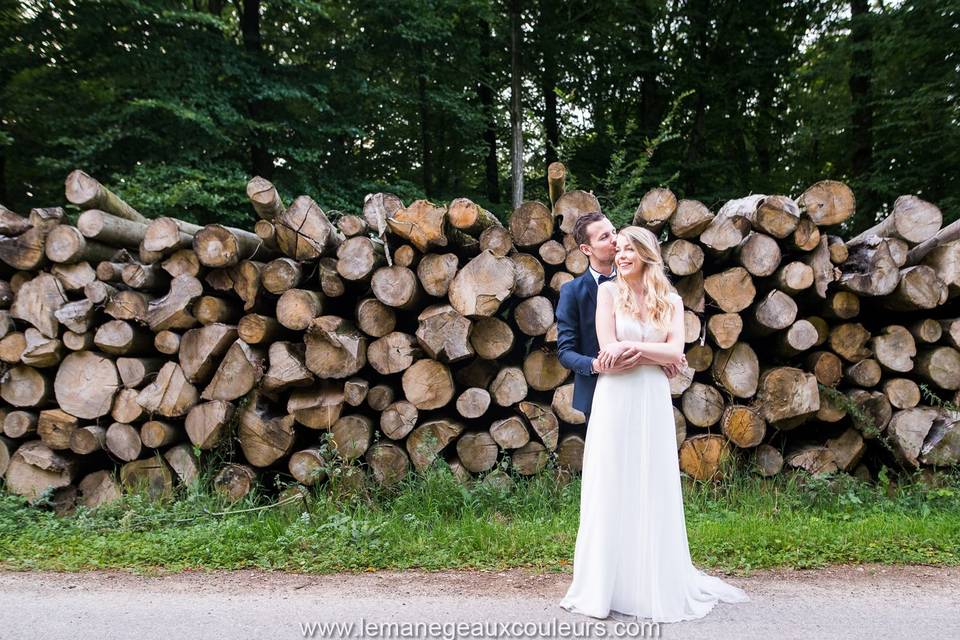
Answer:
[{"left": 555, "top": 284, "right": 596, "bottom": 377}]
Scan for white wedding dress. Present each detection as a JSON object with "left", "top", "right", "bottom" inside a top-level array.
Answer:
[{"left": 559, "top": 293, "right": 749, "bottom": 623}]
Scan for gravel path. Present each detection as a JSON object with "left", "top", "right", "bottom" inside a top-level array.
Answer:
[{"left": 1, "top": 565, "right": 958, "bottom": 639}]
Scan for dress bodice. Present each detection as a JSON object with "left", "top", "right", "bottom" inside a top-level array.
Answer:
[{"left": 615, "top": 309, "right": 668, "bottom": 343}]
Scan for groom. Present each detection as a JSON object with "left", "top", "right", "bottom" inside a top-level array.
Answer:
[{"left": 556, "top": 212, "right": 685, "bottom": 426}]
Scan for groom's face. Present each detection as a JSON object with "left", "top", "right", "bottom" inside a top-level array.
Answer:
[{"left": 581, "top": 219, "right": 618, "bottom": 263}]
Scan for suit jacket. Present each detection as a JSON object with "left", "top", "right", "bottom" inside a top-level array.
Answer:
[{"left": 555, "top": 270, "right": 603, "bottom": 415}]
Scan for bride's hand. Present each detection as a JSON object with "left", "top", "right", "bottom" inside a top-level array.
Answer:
[{"left": 598, "top": 342, "right": 631, "bottom": 369}]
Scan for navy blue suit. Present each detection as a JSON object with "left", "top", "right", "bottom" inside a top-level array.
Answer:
[{"left": 555, "top": 271, "right": 604, "bottom": 418}]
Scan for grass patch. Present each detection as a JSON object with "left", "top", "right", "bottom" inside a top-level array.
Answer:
[{"left": 2, "top": 461, "right": 959, "bottom": 575}]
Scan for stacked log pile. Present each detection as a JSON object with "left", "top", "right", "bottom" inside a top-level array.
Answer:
[{"left": 1, "top": 166, "right": 959, "bottom": 510}]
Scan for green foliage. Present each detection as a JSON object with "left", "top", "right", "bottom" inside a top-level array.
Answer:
[{"left": 2, "top": 463, "right": 960, "bottom": 573}]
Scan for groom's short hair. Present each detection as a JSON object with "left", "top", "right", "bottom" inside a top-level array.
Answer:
[{"left": 573, "top": 212, "right": 608, "bottom": 246}]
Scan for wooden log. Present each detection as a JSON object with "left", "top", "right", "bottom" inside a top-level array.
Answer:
[
  {"left": 106, "top": 422, "right": 142, "bottom": 462},
  {"left": 792, "top": 214, "right": 821, "bottom": 251},
  {"left": 77, "top": 469, "right": 122, "bottom": 508},
  {"left": 703, "top": 267, "right": 755, "bottom": 314},
  {"left": 454, "top": 431, "right": 500, "bottom": 473},
  {"left": 489, "top": 416, "right": 529, "bottom": 449},
  {"left": 456, "top": 388, "right": 491, "bottom": 419},
  {"left": 887, "top": 407, "right": 941, "bottom": 468},
  {"left": 121, "top": 262, "right": 168, "bottom": 292},
  {"left": 489, "top": 366, "right": 528, "bottom": 407},
  {"left": 11, "top": 272, "right": 67, "bottom": 338},
  {"left": 775, "top": 319, "right": 819, "bottom": 357},
  {"left": 367, "top": 332, "right": 421, "bottom": 375},
  {"left": 62, "top": 331, "right": 94, "bottom": 351},
  {"left": 711, "top": 342, "right": 759, "bottom": 398},
  {"left": 185, "top": 400, "right": 234, "bottom": 450},
  {"left": 882, "top": 265, "right": 948, "bottom": 310},
  {"left": 479, "top": 225, "right": 514, "bottom": 257},
  {"left": 237, "top": 313, "right": 283, "bottom": 345},
  {"left": 304, "top": 316, "right": 367, "bottom": 379},
  {"left": 179, "top": 323, "right": 238, "bottom": 383},
  {"left": 193, "top": 224, "right": 270, "bottom": 268},
  {"left": 145, "top": 275, "right": 203, "bottom": 332},
  {"left": 0, "top": 227, "right": 46, "bottom": 271},
  {"left": 679, "top": 434, "right": 731, "bottom": 481},
  {"left": 669, "top": 199, "right": 714, "bottom": 238},
  {"left": 785, "top": 445, "right": 838, "bottom": 475},
  {"left": 632, "top": 187, "right": 677, "bottom": 231},
  {"left": 511, "top": 253, "right": 545, "bottom": 298},
  {"left": 916, "top": 347, "right": 960, "bottom": 390},
  {"left": 261, "top": 258, "right": 302, "bottom": 294},
  {"left": 331, "top": 414, "right": 373, "bottom": 460},
  {"left": 680, "top": 382, "right": 724, "bottom": 427},
  {"left": 274, "top": 195, "right": 342, "bottom": 260},
  {"left": 806, "top": 351, "right": 843, "bottom": 387},
  {"left": 238, "top": 391, "right": 296, "bottom": 467},
  {"left": 96, "top": 260, "right": 125, "bottom": 283},
  {"left": 288, "top": 382, "right": 343, "bottom": 429},
  {"left": 5, "top": 441, "right": 79, "bottom": 501},
  {"left": 337, "top": 236, "right": 385, "bottom": 282},
  {"left": 245, "top": 176, "right": 285, "bottom": 221},
  {"left": 538, "top": 240, "right": 566, "bottom": 265},
  {"left": 470, "top": 316, "right": 514, "bottom": 360},
  {"left": 20, "top": 328, "right": 64, "bottom": 368},
  {"left": 551, "top": 383, "right": 586, "bottom": 425},
  {"left": 753, "top": 195, "right": 800, "bottom": 238},
  {"left": 822, "top": 290, "right": 859, "bottom": 320},
  {"left": 213, "top": 463, "right": 256, "bottom": 501},
  {"left": 510, "top": 440, "right": 549, "bottom": 476},
  {"left": 523, "top": 350, "right": 569, "bottom": 391},
  {"left": 362, "top": 192, "right": 403, "bottom": 236},
  {"left": 844, "top": 359, "right": 882, "bottom": 387},
  {"left": 736, "top": 232, "right": 781, "bottom": 277},
  {"left": 111, "top": 387, "right": 146, "bottom": 424},
  {"left": 288, "top": 448, "right": 328, "bottom": 486},
  {"left": 0, "top": 332, "right": 26, "bottom": 364},
  {"left": 36, "top": 408, "right": 78, "bottom": 450},
  {"left": 797, "top": 180, "right": 855, "bottom": 226},
  {"left": 773, "top": 261, "right": 814, "bottom": 296},
  {"left": 65, "top": 170, "right": 146, "bottom": 223},
  {"left": 45, "top": 225, "right": 116, "bottom": 264},
  {"left": 337, "top": 214, "right": 368, "bottom": 238},
  {"left": 142, "top": 217, "right": 202, "bottom": 254},
  {"left": 164, "top": 442, "right": 200, "bottom": 485},
  {"left": 371, "top": 265, "right": 422, "bottom": 310},
  {"left": 406, "top": 419, "right": 464, "bottom": 471},
  {"left": 829, "top": 323, "right": 872, "bottom": 363},
  {"left": 4, "top": 410, "right": 37, "bottom": 438},
  {"left": 851, "top": 195, "right": 942, "bottom": 246},
  {"left": 448, "top": 197, "right": 501, "bottom": 234},
  {"left": 509, "top": 201, "right": 553, "bottom": 248},
  {"left": 0, "top": 205, "right": 32, "bottom": 235},
  {"left": 94, "top": 319, "right": 153, "bottom": 355},
  {"left": 104, "top": 290, "right": 151, "bottom": 323},
  {"left": 838, "top": 237, "right": 900, "bottom": 296},
  {"left": 556, "top": 190, "right": 602, "bottom": 234},
  {"left": 746, "top": 443, "right": 782, "bottom": 477},
  {"left": 276, "top": 289, "right": 324, "bottom": 331},
  {"left": 686, "top": 344, "right": 713, "bottom": 372},
  {"left": 555, "top": 434, "right": 584, "bottom": 473},
  {"left": 517, "top": 401, "right": 559, "bottom": 451},
  {"left": 756, "top": 367, "right": 820, "bottom": 429},
  {"left": 547, "top": 161, "right": 566, "bottom": 206},
  {"left": 847, "top": 389, "right": 893, "bottom": 437},
  {"left": 261, "top": 342, "right": 313, "bottom": 395},
  {"left": 448, "top": 250, "right": 516, "bottom": 317},
  {"left": 386, "top": 200, "right": 451, "bottom": 252},
  {"left": 413, "top": 304, "right": 474, "bottom": 363},
  {"left": 136, "top": 362, "right": 198, "bottom": 418},
  {"left": 366, "top": 441, "right": 410, "bottom": 486},
  {"left": 868, "top": 325, "right": 916, "bottom": 373},
  {"left": 720, "top": 404, "right": 765, "bottom": 449},
  {"left": 153, "top": 330, "right": 181, "bottom": 355},
  {"left": 140, "top": 420, "right": 180, "bottom": 449},
  {"left": 513, "top": 296, "right": 553, "bottom": 337},
  {"left": 51, "top": 261, "right": 96, "bottom": 292},
  {"left": 402, "top": 359, "right": 454, "bottom": 409},
  {"left": 201, "top": 340, "right": 266, "bottom": 401},
  {"left": 706, "top": 313, "right": 742, "bottom": 349},
  {"left": 380, "top": 400, "right": 418, "bottom": 440},
  {"left": 160, "top": 248, "right": 200, "bottom": 278},
  {"left": 749, "top": 290, "right": 797, "bottom": 335},
  {"left": 417, "top": 253, "right": 459, "bottom": 297},
  {"left": 662, "top": 239, "right": 704, "bottom": 276},
  {"left": 53, "top": 352, "right": 116, "bottom": 418},
  {"left": 77, "top": 209, "right": 148, "bottom": 249},
  {"left": 53, "top": 299, "right": 94, "bottom": 335},
  {"left": 343, "top": 378, "right": 369, "bottom": 407}
]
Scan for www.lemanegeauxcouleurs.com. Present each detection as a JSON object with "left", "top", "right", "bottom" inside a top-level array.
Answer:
[{"left": 298, "top": 618, "right": 661, "bottom": 639}]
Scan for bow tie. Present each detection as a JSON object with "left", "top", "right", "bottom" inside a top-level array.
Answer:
[{"left": 598, "top": 273, "right": 616, "bottom": 284}]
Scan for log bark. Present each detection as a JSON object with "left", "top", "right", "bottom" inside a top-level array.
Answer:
[
  {"left": 851, "top": 195, "right": 942, "bottom": 245},
  {"left": 246, "top": 176, "right": 285, "bottom": 221}
]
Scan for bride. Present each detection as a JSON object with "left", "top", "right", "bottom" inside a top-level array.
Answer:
[{"left": 559, "top": 225, "right": 749, "bottom": 623}]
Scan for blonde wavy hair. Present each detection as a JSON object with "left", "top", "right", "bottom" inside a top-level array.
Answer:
[{"left": 614, "top": 226, "right": 675, "bottom": 330}]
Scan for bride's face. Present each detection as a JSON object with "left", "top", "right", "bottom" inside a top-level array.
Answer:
[{"left": 615, "top": 236, "right": 640, "bottom": 278}]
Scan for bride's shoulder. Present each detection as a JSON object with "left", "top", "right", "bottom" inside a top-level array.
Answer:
[{"left": 667, "top": 291, "right": 683, "bottom": 308}]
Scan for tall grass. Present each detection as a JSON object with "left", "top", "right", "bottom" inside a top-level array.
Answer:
[{"left": 1, "top": 457, "right": 958, "bottom": 574}]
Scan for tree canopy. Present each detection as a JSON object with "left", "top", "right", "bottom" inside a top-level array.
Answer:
[{"left": 1, "top": 0, "right": 957, "bottom": 232}]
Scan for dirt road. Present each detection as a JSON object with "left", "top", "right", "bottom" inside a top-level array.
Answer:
[{"left": 1, "top": 565, "right": 957, "bottom": 639}]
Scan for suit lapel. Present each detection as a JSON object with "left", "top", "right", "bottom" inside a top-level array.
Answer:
[{"left": 584, "top": 271, "right": 598, "bottom": 314}]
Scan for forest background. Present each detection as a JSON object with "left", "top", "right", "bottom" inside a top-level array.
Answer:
[{"left": 1, "top": 0, "right": 957, "bottom": 232}]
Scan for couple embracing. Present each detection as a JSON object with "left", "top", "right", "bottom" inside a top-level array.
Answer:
[{"left": 555, "top": 212, "right": 750, "bottom": 623}]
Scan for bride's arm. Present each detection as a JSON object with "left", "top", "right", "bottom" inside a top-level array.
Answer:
[
  {"left": 623, "top": 294, "right": 685, "bottom": 365},
  {"left": 595, "top": 282, "right": 618, "bottom": 351}
]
